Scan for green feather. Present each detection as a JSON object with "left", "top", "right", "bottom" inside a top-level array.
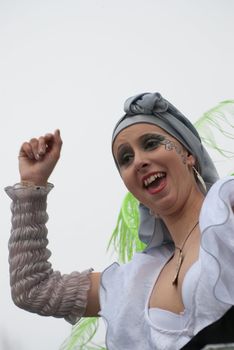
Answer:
[
  {"left": 195, "top": 100, "right": 234, "bottom": 158},
  {"left": 59, "top": 318, "right": 103, "bottom": 350},
  {"left": 106, "top": 192, "right": 145, "bottom": 263}
]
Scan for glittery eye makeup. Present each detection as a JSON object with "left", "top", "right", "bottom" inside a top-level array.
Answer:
[
  {"left": 140, "top": 134, "right": 166, "bottom": 151},
  {"left": 116, "top": 134, "right": 166, "bottom": 167},
  {"left": 161, "top": 139, "right": 187, "bottom": 164},
  {"left": 115, "top": 132, "right": 186, "bottom": 168}
]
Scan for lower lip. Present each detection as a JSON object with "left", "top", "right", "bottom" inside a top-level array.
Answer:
[{"left": 146, "top": 177, "right": 167, "bottom": 195}]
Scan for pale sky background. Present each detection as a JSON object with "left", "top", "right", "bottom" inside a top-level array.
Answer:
[{"left": 0, "top": 0, "right": 234, "bottom": 349}]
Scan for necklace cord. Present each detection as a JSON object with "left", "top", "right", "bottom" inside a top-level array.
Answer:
[
  {"left": 175, "top": 221, "right": 199, "bottom": 252},
  {"left": 172, "top": 221, "right": 199, "bottom": 285}
]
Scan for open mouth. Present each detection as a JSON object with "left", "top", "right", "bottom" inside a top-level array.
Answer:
[{"left": 143, "top": 172, "right": 166, "bottom": 190}]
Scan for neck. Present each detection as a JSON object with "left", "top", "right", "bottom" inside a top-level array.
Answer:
[{"left": 160, "top": 187, "right": 204, "bottom": 248}]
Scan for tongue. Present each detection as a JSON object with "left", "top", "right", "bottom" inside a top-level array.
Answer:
[
  {"left": 147, "top": 176, "right": 166, "bottom": 194},
  {"left": 148, "top": 177, "right": 164, "bottom": 189}
]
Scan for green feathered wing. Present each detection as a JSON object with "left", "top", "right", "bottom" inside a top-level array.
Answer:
[
  {"left": 194, "top": 100, "right": 234, "bottom": 175},
  {"left": 59, "top": 318, "right": 105, "bottom": 350},
  {"left": 60, "top": 99, "right": 234, "bottom": 350}
]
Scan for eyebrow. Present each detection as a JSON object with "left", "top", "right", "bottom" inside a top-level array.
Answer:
[
  {"left": 116, "top": 133, "right": 166, "bottom": 152},
  {"left": 116, "top": 143, "right": 130, "bottom": 155},
  {"left": 138, "top": 133, "right": 166, "bottom": 142}
]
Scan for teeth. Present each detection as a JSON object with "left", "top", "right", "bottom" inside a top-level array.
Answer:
[{"left": 144, "top": 172, "right": 165, "bottom": 187}]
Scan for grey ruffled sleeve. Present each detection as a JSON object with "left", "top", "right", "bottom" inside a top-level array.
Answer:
[{"left": 5, "top": 183, "right": 92, "bottom": 325}]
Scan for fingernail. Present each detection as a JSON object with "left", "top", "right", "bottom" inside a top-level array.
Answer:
[{"left": 39, "top": 147, "right": 45, "bottom": 155}]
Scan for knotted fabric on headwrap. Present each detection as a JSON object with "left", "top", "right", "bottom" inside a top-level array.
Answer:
[{"left": 112, "top": 92, "right": 219, "bottom": 250}]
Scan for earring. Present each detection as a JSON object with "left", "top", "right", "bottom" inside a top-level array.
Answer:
[{"left": 193, "top": 166, "right": 207, "bottom": 193}]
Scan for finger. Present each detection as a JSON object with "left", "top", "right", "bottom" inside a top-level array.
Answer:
[
  {"left": 51, "top": 129, "right": 63, "bottom": 158},
  {"left": 38, "top": 136, "right": 47, "bottom": 156},
  {"left": 19, "top": 142, "right": 35, "bottom": 160},
  {"left": 42, "top": 133, "right": 55, "bottom": 153},
  {"left": 44, "top": 129, "right": 63, "bottom": 157},
  {"left": 43, "top": 130, "right": 62, "bottom": 146},
  {"left": 44, "top": 133, "right": 54, "bottom": 143},
  {"left": 30, "top": 138, "right": 40, "bottom": 160},
  {"left": 54, "top": 129, "right": 63, "bottom": 149}
]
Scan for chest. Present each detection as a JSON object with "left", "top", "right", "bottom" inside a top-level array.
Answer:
[
  {"left": 100, "top": 248, "right": 231, "bottom": 350},
  {"left": 149, "top": 238, "right": 200, "bottom": 313}
]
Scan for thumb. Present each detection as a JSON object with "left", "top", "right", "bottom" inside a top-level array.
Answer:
[
  {"left": 49, "top": 129, "right": 63, "bottom": 160},
  {"left": 54, "top": 129, "right": 63, "bottom": 147},
  {"left": 44, "top": 129, "right": 63, "bottom": 160},
  {"left": 53, "top": 129, "right": 63, "bottom": 154}
]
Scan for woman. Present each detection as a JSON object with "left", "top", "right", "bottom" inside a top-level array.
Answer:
[{"left": 5, "top": 92, "right": 234, "bottom": 349}]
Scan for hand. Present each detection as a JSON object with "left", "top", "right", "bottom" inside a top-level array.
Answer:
[{"left": 18, "top": 129, "right": 63, "bottom": 186}]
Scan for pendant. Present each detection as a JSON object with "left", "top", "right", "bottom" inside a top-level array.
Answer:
[{"left": 172, "top": 251, "right": 183, "bottom": 286}]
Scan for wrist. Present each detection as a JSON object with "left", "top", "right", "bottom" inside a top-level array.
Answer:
[
  {"left": 5, "top": 182, "right": 54, "bottom": 201},
  {"left": 20, "top": 179, "right": 48, "bottom": 187}
]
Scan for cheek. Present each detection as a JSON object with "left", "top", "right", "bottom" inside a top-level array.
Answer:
[
  {"left": 161, "top": 140, "right": 187, "bottom": 164},
  {"left": 121, "top": 172, "right": 133, "bottom": 190},
  {"left": 163, "top": 148, "right": 188, "bottom": 171},
  {"left": 120, "top": 170, "right": 139, "bottom": 195}
]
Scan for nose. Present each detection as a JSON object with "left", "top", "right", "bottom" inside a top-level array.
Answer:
[{"left": 134, "top": 151, "right": 150, "bottom": 172}]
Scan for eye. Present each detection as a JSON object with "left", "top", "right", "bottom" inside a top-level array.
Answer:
[
  {"left": 117, "top": 148, "right": 134, "bottom": 167},
  {"left": 143, "top": 135, "right": 165, "bottom": 150}
]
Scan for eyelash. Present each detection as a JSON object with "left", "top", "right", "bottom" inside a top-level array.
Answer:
[
  {"left": 118, "top": 150, "right": 134, "bottom": 166},
  {"left": 143, "top": 136, "right": 165, "bottom": 150}
]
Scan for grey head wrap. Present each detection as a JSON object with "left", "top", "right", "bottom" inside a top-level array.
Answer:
[{"left": 112, "top": 92, "right": 219, "bottom": 250}]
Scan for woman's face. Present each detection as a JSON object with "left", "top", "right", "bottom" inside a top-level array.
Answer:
[{"left": 113, "top": 123, "right": 197, "bottom": 217}]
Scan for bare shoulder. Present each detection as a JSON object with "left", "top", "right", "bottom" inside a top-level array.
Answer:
[{"left": 85, "top": 272, "right": 101, "bottom": 317}]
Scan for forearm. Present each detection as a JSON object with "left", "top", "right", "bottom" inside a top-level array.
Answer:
[{"left": 5, "top": 183, "right": 92, "bottom": 325}]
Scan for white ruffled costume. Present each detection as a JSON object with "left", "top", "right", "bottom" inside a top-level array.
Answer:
[{"left": 99, "top": 177, "right": 234, "bottom": 350}]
